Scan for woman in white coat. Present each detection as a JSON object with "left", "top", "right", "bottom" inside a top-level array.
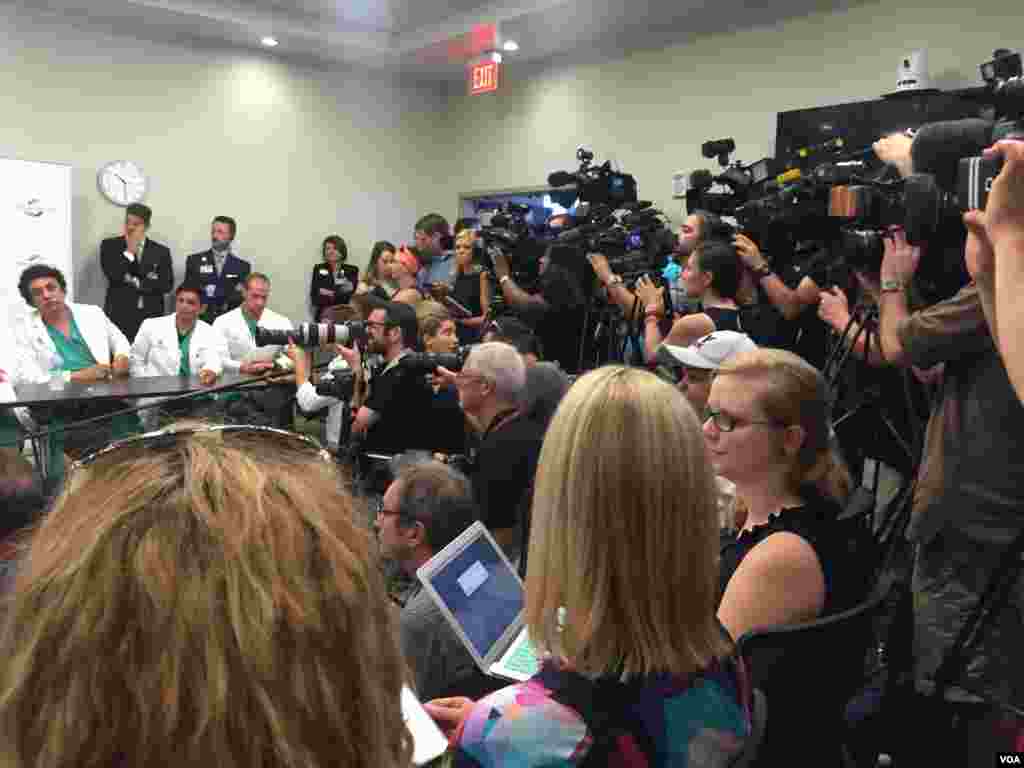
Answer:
[{"left": 130, "top": 283, "right": 227, "bottom": 428}]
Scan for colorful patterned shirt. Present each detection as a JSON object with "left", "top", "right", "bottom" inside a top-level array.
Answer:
[{"left": 452, "top": 657, "right": 750, "bottom": 767}]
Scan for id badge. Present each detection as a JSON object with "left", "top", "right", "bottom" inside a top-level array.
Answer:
[
  {"left": 201, "top": 265, "right": 214, "bottom": 274},
  {"left": 205, "top": 284, "right": 217, "bottom": 298}
]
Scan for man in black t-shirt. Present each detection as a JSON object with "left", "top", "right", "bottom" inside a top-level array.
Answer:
[
  {"left": 442, "top": 341, "right": 544, "bottom": 561},
  {"left": 351, "top": 301, "right": 433, "bottom": 453}
]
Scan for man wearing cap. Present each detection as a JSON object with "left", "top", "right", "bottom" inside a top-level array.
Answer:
[
  {"left": 659, "top": 331, "right": 758, "bottom": 415},
  {"left": 659, "top": 331, "right": 758, "bottom": 532}
]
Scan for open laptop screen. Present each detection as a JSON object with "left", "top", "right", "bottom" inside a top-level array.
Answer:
[{"left": 423, "top": 532, "right": 523, "bottom": 660}]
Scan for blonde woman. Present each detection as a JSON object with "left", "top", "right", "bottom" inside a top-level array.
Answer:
[
  {"left": 0, "top": 424, "right": 411, "bottom": 768},
  {"left": 445, "top": 229, "right": 491, "bottom": 344},
  {"left": 428, "top": 367, "right": 750, "bottom": 766},
  {"left": 705, "top": 348, "right": 857, "bottom": 642}
]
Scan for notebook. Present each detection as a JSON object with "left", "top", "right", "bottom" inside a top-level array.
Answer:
[{"left": 416, "top": 521, "right": 540, "bottom": 682}]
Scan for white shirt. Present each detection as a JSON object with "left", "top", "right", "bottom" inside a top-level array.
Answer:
[
  {"left": 12, "top": 302, "right": 130, "bottom": 385},
  {"left": 212, "top": 305, "right": 293, "bottom": 372},
  {"left": 130, "top": 313, "right": 226, "bottom": 378},
  {"left": 295, "top": 356, "right": 351, "bottom": 449}
]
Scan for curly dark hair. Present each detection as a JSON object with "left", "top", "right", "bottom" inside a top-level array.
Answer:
[{"left": 18, "top": 265, "right": 67, "bottom": 306}]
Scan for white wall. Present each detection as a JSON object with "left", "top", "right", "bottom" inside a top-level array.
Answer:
[
  {"left": 441, "top": 0, "right": 1023, "bottom": 222},
  {"left": 0, "top": 5, "right": 449, "bottom": 322}
]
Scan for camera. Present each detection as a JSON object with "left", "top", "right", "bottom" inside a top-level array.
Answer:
[
  {"left": 254, "top": 321, "right": 366, "bottom": 348},
  {"left": 547, "top": 146, "right": 638, "bottom": 206},
  {"left": 315, "top": 369, "right": 356, "bottom": 400},
  {"left": 398, "top": 347, "right": 473, "bottom": 375},
  {"left": 686, "top": 140, "right": 780, "bottom": 220},
  {"left": 957, "top": 50, "right": 1024, "bottom": 211}
]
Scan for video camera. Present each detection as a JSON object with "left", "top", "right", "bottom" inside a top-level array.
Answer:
[
  {"left": 548, "top": 146, "right": 638, "bottom": 206},
  {"left": 686, "top": 139, "right": 781, "bottom": 220},
  {"left": 255, "top": 321, "right": 366, "bottom": 348},
  {"left": 478, "top": 203, "right": 539, "bottom": 285},
  {"left": 554, "top": 200, "right": 675, "bottom": 281}
]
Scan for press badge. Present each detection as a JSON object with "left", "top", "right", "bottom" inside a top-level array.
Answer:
[{"left": 200, "top": 265, "right": 214, "bottom": 274}]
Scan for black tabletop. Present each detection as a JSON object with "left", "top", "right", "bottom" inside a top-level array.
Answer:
[{"left": 11, "top": 373, "right": 256, "bottom": 408}]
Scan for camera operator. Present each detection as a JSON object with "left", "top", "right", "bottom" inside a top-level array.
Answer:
[
  {"left": 965, "top": 139, "right": 1024, "bottom": 404},
  {"left": 489, "top": 247, "right": 585, "bottom": 374},
  {"left": 873, "top": 223, "right": 1024, "bottom": 756},
  {"left": 632, "top": 240, "right": 743, "bottom": 362},
  {"left": 346, "top": 300, "right": 435, "bottom": 455}
]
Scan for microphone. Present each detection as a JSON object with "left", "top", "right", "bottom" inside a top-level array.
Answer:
[
  {"left": 910, "top": 118, "right": 995, "bottom": 192},
  {"left": 547, "top": 171, "right": 578, "bottom": 187}
]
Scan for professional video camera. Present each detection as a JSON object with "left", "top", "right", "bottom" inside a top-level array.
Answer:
[
  {"left": 315, "top": 369, "right": 357, "bottom": 400},
  {"left": 398, "top": 347, "right": 473, "bottom": 375},
  {"left": 548, "top": 146, "right": 638, "bottom": 206},
  {"left": 254, "top": 321, "right": 366, "bottom": 348},
  {"left": 686, "top": 139, "right": 780, "bottom": 219},
  {"left": 555, "top": 200, "right": 675, "bottom": 280},
  {"left": 478, "top": 203, "right": 540, "bottom": 284}
]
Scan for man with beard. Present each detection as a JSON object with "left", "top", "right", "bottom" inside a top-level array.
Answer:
[
  {"left": 350, "top": 300, "right": 434, "bottom": 453},
  {"left": 184, "top": 215, "right": 251, "bottom": 323}
]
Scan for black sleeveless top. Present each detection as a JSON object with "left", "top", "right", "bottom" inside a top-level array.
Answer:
[
  {"left": 703, "top": 306, "right": 742, "bottom": 333},
  {"left": 718, "top": 491, "right": 868, "bottom": 620}
]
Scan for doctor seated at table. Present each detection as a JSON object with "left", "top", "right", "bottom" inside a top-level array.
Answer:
[
  {"left": 130, "top": 281, "right": 226, "bottom": 429},
  {"left": 13, "top": 264, "right": 139, "bottom": 465}
]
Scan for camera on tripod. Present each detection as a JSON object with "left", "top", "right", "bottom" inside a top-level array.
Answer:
[
  {"left": 254, "top": 321, "right": 366, "bottom": 348},
  {"left": 686, "top": 139, "right": 780, "bottom": 219},
  {"left": 547, "top": 146, "right": 638, "bottom": 206}
]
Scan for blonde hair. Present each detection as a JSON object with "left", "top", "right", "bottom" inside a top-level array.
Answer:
[
  {"left": 454, "top": 229, "right": 475, "bottom": 249},
  {"left": 416, "top": 299, "right": 449, "bottom": 331},
  {"left": 716, "top": 348, "right": 852, "bottom": 504},
  {"left": 525, "top": 366, "right": 730, "bottom": 679},
  {"left": 0, "top": 426, "right": 411, "bottom": 768}
]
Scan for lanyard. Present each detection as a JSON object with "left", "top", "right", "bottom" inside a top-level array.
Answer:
[{"left": 481, "top": 408, "right": 520, "bottom": 443}]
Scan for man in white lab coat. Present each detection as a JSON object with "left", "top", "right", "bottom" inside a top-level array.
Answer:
[
  {"left": 130, "top": 282, "right": 228, "bottom": 428},
  {"left": 212, "top": 273, "right": 295, "bottom": 426},
  {"left": 13, "top": 264, "right": 138, "bottom": 460}
]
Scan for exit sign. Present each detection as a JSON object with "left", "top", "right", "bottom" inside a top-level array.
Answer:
[{"left": 469, "top": 60, "right": 500, "bottom": 95}]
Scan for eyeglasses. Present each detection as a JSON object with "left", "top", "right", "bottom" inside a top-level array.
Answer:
[
  {"left": 365, "top": 321, "right": 390, "bottom": 330},
  {"left": 702, "top": 407, "right": 782, "bottom": 433},
  {"left": 71, "top": 424, "right": 333, "bottom": 473}
]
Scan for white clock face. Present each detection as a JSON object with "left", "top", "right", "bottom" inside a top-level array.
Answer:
[{"left": 98, "top": 160, "right": 148, "bottom": 206}]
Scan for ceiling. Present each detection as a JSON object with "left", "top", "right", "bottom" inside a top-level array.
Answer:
[{"left": 5, "top": 0, "right": 863, "bottom": 81}]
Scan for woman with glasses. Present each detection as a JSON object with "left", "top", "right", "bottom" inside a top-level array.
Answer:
[
  {"left": 704, "top": 348, "right": 857, "bottom": 643},
  {"left": 0, "top": 424, "right": 412, "bottom": 768},
  {"left": 426, "top": 367, "right": 750, "bottom": 767}
]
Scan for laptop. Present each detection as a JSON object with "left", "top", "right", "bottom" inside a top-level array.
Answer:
[{"left": 416, "top": 521, "right": 540, "bottom": 682}]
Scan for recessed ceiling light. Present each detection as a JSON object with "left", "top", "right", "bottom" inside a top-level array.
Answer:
[
  {"left": 260, "top": 36, "right": 279, "bottom": 47},
  {"left": 502, "top": 40, "right": 519, "bottom": 52}
]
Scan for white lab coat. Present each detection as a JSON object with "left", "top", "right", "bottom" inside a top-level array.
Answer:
[
  {"left": 130, "top": 314, "right": 226, "bottom": 378},
  {"left": 295, "top": 356, "right": 350, "bottom": 450},
  {"left": 13, "top": 302, "right": 131, "bottom": 385},
  {"left": 212, "top": 306, "right": 293, "bottom": 372}
]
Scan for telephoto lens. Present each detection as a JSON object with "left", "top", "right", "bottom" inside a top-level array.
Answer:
[
  {"left": 314, "top": 369, "right": 357, "bottom": 400},
  {"left": 398, "top": 347, "right": 473, "bottom": 375},
  {"left": 254, "top": 321, "right": 366, "bottom": 347}
]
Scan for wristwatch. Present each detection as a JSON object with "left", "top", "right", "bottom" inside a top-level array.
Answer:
[
  {"left": 499, "top": 275, "right": 512, "bottom": 286},
  {"left": 880, "top": 278, "right": 904, "bottom": 294},
  {"left": 752, "top": 264, "right": 773, "bottom": 279},
  {"left": 604, "top": 274, "right": 624, "bottom": 286}
]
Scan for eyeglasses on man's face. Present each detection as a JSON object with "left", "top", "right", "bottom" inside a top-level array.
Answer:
[{"left": 702, "top": 406, "right": 782, "bottom": 433}]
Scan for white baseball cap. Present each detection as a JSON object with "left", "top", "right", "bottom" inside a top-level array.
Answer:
[{"left": 660, "top": 331, "right": 757, "bottom": 370}]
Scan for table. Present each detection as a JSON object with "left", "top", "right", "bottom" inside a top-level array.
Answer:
[{"left": 10, "top": 373, "right": 255, "bottom": 407}]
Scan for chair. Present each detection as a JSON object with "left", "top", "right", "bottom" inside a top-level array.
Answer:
[
  {"left": 736, "top": 578, "right": 895, "bottom": 766},
  {"left": 730, "top": 688, "right": 768, "bottom": 768}
]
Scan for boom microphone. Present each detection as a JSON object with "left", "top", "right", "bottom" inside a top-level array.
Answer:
[
  {"left": 910, "top": 118, "right": 995, "bottom": 192},
  {"left": 547, "top": 171, "right": 578, "bottom": 187}
]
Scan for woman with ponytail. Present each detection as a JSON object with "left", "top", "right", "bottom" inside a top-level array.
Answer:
[{"left": 702, "top": 347, "right": 860, "bottom": 641}]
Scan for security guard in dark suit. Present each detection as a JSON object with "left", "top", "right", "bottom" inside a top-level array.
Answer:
[
  {"left": 100, "top": 203, "right": 174, "bottom": 342},
  {"left": 184, "top": 215, "right": 251, "bottom": 323}
]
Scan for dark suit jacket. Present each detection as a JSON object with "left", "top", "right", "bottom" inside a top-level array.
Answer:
[
  {"left": 101, "top": 235, "right": 173, "bottom": 342},
  {"left": 184, "top": 250, "right": 251, "bottom": 322},
  {"left": 309, "top": 262, "right": 359, "bottom": 321}
]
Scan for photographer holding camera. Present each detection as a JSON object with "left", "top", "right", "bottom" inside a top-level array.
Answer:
[{"left": 490, "top": 246, "right": 586, "bottom": 374}]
